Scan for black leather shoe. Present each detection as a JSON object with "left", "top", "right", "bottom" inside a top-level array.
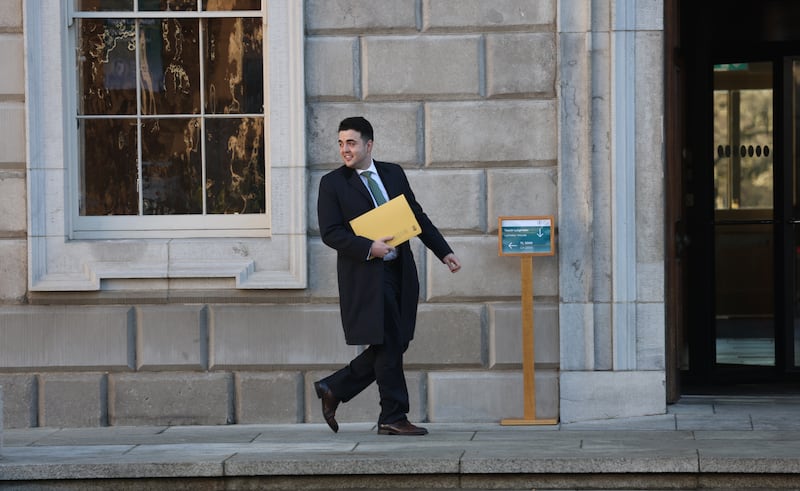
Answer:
[
  {"left": 377, "top": 420, "right": 428, "bottom": 435},
  {"left": 314, "top": 381, "right": 339, "bottom": 433}
]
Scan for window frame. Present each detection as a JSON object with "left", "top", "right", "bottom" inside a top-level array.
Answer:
[{"left": 24, "top": 0, "right": 307, "bottom": 291}]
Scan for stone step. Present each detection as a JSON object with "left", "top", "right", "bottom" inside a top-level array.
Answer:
[{"left": 0, "top": 385, "right": 3, "bottom": 457}]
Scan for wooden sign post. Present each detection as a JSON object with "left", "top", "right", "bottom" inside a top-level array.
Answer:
[{"left": 498, "top": 216, "right": 557, "bottom": 426}]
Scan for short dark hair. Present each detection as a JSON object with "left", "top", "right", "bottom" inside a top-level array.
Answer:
[{"left": 338, "top": 116, "right": 374, "bottom": 142}]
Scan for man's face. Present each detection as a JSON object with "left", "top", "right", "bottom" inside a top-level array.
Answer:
[{"left": 338, "top": 129, "right": 372, "bottom": 170}]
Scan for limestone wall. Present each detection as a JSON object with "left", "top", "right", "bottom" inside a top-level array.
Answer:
[
  {"left": 0, "top": 0, "right": 565, "bottom": 428},
  {"left": 0, "top": 303, "right": 559, "bottom": 427},
  {"left": 0, "top": 0, "right": 26, "bottom": 304}
]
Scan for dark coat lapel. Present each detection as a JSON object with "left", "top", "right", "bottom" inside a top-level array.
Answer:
[
  {"left": 345, "top": 167, "right": 374, "bottom": 207},
  {"left": 375, "top": 161, "right": 399, "bottom": 200}
]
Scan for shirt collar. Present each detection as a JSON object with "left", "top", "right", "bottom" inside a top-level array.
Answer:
[{"left": 356, "top": 161, "right": 377, "bottom": 176}]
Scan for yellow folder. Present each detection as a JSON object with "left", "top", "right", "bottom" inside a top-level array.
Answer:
[{"left": 349, "top": 194, "right": 421, "bottom": 247}]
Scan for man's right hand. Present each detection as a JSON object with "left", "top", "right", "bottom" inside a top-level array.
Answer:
[{"left": 370, "top": 236, "right": 395, "bottom": 259}]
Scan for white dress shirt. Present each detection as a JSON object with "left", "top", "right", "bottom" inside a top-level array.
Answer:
[
  {"left": 357, "top": 162, "right": 397, "bottom": 261},
  {"left": 356, "top": 162, "right": 389, "bottom": 207}
]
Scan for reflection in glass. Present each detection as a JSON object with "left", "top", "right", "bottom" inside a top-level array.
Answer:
[
  {"left": 793, "top": 61, "right": 800, "bottom": 368},
  {"left": 714, "top": 223, "right": 775, "bottom": 366},
  {"left": 142, "top": 119, "right": 203, "bottom": 214},
  {"left": 138, "top": 0, "right": 198, "bottom": 11},
  {"left": 205, "top": 118, "right": 265, "bottom": 214},
  {"left": 205, "top": 18, "right": 263, "bottom": 115},
  {"left": 78, "top": 19, "right": 137, "bottom": 116},
  {"left": 76, "top": 8, "right": 266, "bottom": 217},
  {"left": 713, "top": 90, "right": 731, "bottom": 210},
  {"left": 80, "top": 119, "right": 139, "bottom": 216},
  {"left": 140, "top": 18, "right": 201, "bottom": 115},
  {"left": 78, "top": 0, "right": 134, "bottom": 11},
  {"left": 77, "top": 0, "right": 261, "bottom": 11},
  {"left": 713, "top": 63, "right": 773, "bottom": 211},
  {"left": 204, "top": 0, "right": 261, "bottom": 10},
  {"left": 795, "top": 225, "right": 800, "bottom": 368}
]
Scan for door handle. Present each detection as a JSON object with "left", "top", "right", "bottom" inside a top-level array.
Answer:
[
  {"left": 714, "top": 219, "right": 775, "bottom": 225},
  {"left": 675, "top": 232, "right": 691, "bottom": 256}
]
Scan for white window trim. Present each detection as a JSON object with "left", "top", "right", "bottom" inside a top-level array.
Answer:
[{"left": 24, "top": 0, "right": 307, "bottom": 291}]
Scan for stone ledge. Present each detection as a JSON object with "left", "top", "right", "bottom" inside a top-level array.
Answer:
[
  {"left": 0, "top": 385, "right": 3, "bottom": 456},
  {"left": 559, "top": 370, "right": 666, "bottom": 423},
  {"left": 1, "top": 474, "right": 799, "bottom": 490},
  {"left": 6, "top": 453, "right": 800, "bottom": 487},
  {"left": 3, "top": 415, "right": 800, "bottom": 486},
  {"left": 0, "top": 457, "right": 220, "bottom": 480},
  {"left": 460, "top": 449, "right": 698, "bottom": 474},
  {"left": 226, "top": 451, "right": 462, "bottom": 475}
]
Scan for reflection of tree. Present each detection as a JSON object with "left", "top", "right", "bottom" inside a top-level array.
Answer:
[
  {"left": 80, "top": 19, "right": 137, "bottom": 115},
  {"left": 713, "top": 89, "right": 773, "bottom": 209},
  {"left": 78, "top": 6, "right": 265, "bottom": 217},
  {"left": 142, "top": 118, "right": 203, "bottom": 215},
  {"left": 205, "top": 18, "right": 263, "bottom": 115},
  {"left": 82, "top": 119, "right": 138, "bottom": 216},
  {"left": 205, "top": 118, "right": 265, "bottom": 214},
  {"left": 205, "top": 0, "right": 262, "bottom": 9}
]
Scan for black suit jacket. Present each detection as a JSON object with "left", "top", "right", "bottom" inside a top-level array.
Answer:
[{"left": 318, "top": 161, "right": 453, "bottom": 345}]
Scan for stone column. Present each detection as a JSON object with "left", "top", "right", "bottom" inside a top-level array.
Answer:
[{"left": 558, "top": 0, "right": 667, "bottom": 422}]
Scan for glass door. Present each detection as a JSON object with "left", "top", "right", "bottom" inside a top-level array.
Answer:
[
  {"left": 792, "top": 60, "right": 800, "bottom": 369},
  {"left": 712, "top": 61, "right": 776, "bottom": 368},
  {"left": 676, "top": 1, "right": 800, "bottom": 391}
]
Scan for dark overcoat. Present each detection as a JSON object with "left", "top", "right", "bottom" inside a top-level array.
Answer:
[{"left": 317, "top": 161, "right": 453, "bottom": 346}]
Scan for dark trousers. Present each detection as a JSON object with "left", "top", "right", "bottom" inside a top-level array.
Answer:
[{"left": 322, "top": 259, "right": 410, "bottom": 425}]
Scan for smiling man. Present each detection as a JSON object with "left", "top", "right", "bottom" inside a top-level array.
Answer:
[{"left": 314, "top": 116, "right": 461, "bottom": 435}]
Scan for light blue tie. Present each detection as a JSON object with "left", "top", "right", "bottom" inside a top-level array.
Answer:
[{"left": 362, "top": 171, "right": 387, "bottom": 206}]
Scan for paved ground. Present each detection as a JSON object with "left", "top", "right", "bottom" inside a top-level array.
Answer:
[{"left": 2, "top": 396, "right": 800, "bottom": 490}]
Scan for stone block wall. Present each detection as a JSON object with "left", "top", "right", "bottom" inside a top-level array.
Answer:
[
  {"left": 304, "top": 0, "right": 560, "bottom": 424},
  {"left": 0, "top": 0, "right": 563, "bottom": 428},
  {"left": 304, "top": 0, "right": 560, "bottom": 307},
  {"left": 0, "top": 0, "right": 25, "bottom": 305},
  {"left": 0, "top": 302, "right": 559, "bottom": 427},
  {"left": 0, "top": 1, "right": 25, "bottom": 436}
]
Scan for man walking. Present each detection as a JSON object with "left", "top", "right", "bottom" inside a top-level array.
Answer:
[{"left": 315, "top": 116, "right": 461, "bottom": 435}]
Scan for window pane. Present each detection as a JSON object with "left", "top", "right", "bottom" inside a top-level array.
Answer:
[
  {"left": 204, "top": 0, "right": 261, "bottom": 10},
  {"left": 206, "top": 117, "right": 265, "bottom": 214},
  {"left": 138, "top": 0, "right": 198, "bottom": 11},
  {"left": 142, "top": 118, "right": 203, "bottom": 214},
  {"left": 738, "top": 88, "right": 773, "bottom": 209},
  {"left": 205, "top": 18, "right": 263, "bottom": 114},
  {"left": 78, "top": 19, "right": 137, "bottom": 116},
  {"left": 713, "top": 63, "right": 773, "bottom": 211},
  {"left": 77, "top": 0, "right": 134, "bottom": 11},
  {"left": 715, "top": 223, "right": 775, "bottom": 366},
  {"left": 74, "top": 8, "right": 268, "bottom": 219},
  {"left": 140, "top": 18, "right": 201, "bottom": 115},
  {"left": 713, "top": 90, "right": 730, "bottom": 210},
  {"left": 80, "top": 119, "right": 139, "bottom": 216}
]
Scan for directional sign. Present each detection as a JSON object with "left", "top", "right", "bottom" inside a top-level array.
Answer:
[
  {"left": 498, "top": 214, "right": 558, "bottom": 425},
  {"left": 498, "top": 216, "right": 554, "bottom": 256}
]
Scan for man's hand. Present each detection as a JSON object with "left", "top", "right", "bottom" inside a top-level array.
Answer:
[
  {"left": 443, "top": 253, "right": 461, "bottom": 273},
  {"left": 370, "top": 236, "right": 395, "bottom": 259}
]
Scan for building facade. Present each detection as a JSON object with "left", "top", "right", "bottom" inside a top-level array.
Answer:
[{"left": 0, "top": 0, "right": 666, "bottom": 428}]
